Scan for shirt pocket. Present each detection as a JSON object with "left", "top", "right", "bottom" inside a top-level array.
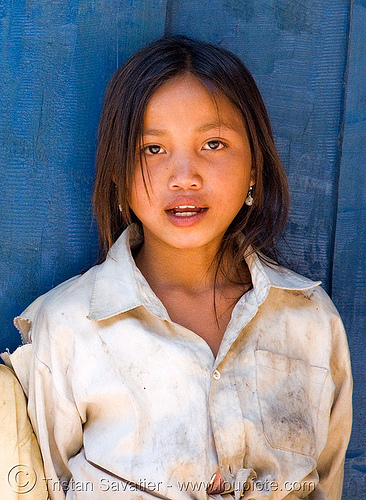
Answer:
[{"left": 255, "top": 349, "right": 329, "bottom": 458}]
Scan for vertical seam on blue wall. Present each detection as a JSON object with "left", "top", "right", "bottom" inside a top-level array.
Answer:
[
  {"left": 328, "top": 0, "right": 354, "bottom": 298},
  {"left": 164, "top": 0, "right": 173, "bottom": 36}
]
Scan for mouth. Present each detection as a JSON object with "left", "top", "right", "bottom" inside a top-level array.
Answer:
[
  {"left": 164, "top": 202, "right": 208, "bottom": 227},
  {"left": 166, "top": 205, "right": 207, "bottom": 217}
]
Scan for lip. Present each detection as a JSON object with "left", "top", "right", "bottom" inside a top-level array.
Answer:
[
  {"left": 165, "top": 208, "right": 208, "bottom": 227},
  {"left": 164, "top": 196, "right": 207, "bottom": 211}
]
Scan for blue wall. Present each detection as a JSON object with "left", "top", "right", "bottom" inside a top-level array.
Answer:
[{"left": 0, "top": 1, "right": 364, "bottom": 497}]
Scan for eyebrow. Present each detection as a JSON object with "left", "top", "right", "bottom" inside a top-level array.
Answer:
[
  {"left": 142, "top": 129, "right": 167, "bottom": 137},
  {"left": 143, "top": 122, "right": 241, "bottom": 137},
  {"left": 196, "top": 121, "right": 241, "bottom": 134}
]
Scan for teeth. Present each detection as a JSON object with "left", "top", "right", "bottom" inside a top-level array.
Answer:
[
  {"left": 169, "top": 204, "right": 203, "bottom": 216},
  {"left": 175, "top": 211, "right": 199, "bottom": 217}
]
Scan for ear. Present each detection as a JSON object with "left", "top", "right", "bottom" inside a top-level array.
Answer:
[
  {"left": 111, "top": 175, "right": 117, "bottom": 185},
  {"left": 249, "top": 163, "right": 257, "bottom": 187},
  {"left": 250, "top": 149, "right": 263, "bottom": 186}
]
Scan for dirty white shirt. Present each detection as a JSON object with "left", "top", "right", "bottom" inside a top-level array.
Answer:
[{"left": 3, "top": 224, "right": 352, "bottom": 500}]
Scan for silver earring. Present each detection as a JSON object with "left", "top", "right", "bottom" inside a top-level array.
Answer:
[
  {"left": 114, "top": 184, "right": 123, "bottom": 212},
  {"left": 245, "top": 186, "right": 254, "bottom": 206}
]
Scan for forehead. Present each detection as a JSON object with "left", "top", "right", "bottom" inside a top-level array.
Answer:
[{"left": 143, "top": 73, "right": 245, "bottom": 132}]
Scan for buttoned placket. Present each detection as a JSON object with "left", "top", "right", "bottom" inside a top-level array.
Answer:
[
  {"left": 131, "top": 275, "right": 269, "bottom": 497},
  {"left": 205, "top": 269, "right": 271, "bottom": 497}
]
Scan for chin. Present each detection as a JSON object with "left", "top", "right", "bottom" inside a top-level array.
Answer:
[{"left": 164, "top": 234, "right": 221, "bottom": 251}]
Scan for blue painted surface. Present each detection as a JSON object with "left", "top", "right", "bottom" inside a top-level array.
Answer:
[
  {"left": 332, "top": 1, "right": 366, "bottom": 496},
  {"left": 0, "top": 0, "right": 364, "bottom": 497}
]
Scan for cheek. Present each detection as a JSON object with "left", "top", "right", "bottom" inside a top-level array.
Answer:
[
  {"left": 216, "top": 165, "right": 250, "bottom": 202},
  {"left": 130, "top": 167, "right": 160, "bottom": 217},
  {"left": 130, "top": 170, "right": 146, "bottom": 213}
]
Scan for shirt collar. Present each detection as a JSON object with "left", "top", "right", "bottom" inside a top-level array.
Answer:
[
  {"left": 88, "top": 225, "right": 321, "bottom": 321},
  {"left": 88, "top": 224, "right": 171, "bottom": 321}
]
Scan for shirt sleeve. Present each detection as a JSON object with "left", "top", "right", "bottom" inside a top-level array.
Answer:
[
  {"left": 5, "top": 312, "right": 84, "bottom": 500},
  {"left": 29, "top": 353, "right": 84, "bottom": 499},
  {"left": 310, "top": 314, "right": 353, "bottom": 500}
]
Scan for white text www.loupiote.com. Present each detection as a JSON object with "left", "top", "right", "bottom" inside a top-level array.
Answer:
[{"left": 177, "top": 478, "right": 316, "bottom": 493}]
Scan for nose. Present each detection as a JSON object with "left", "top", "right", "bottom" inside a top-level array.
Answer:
[{"left": 167, "top": 154, "right": 203, "bottom": 190}]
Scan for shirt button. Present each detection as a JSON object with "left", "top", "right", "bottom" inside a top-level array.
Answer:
[{"left": 213, "top": 369, "right": 221, "bottom": 380}]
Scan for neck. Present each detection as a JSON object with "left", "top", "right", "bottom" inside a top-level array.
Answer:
[{"left": 134, "top": 235, "right": 230, "bottom": 295}]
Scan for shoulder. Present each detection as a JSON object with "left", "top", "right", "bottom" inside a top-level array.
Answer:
[
  {"left": 258, "top": 256, "right": 340, "bottom": 318},
  {"left": 251, "top": 261, "right": 351, "bottom": 379},
  {"left": 269, "top": 272, "right": 342, "bottom": 329},
  {"left": 283, "top": 282, "right": 340, "bottom": 318},
  {"left": 8, "top": 266, "right": 102, "bottom": 381},
  {"left": 14, "top": 266, "right": 99, "bottom": 344},
  {"left": 0, "top": 365, "right": 24, "bottom": 392},
  {"left": 0, "top": 365, "right": 28, "bottom": 421},
  {"left": 255, "top": 258, "right": 348, "bottom": 345}
]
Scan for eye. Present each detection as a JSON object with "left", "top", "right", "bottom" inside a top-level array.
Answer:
[
  {"left": 203, "top": 140, "right": 227, "bottom": 151},
  {"left": 143, "top": 145, "right": 165, "bottom": 155}
]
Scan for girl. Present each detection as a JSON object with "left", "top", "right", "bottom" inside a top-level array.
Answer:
[{"left": 2, "top": 36, "right": 352, "bottom": 500}]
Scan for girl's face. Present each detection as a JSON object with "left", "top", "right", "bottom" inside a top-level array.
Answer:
[{"left": 130, "top": 73, "right": 254, "bottom": 254}]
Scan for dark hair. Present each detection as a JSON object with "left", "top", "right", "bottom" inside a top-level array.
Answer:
[{"left": 93, "top": 35, "right": 289, "bottom": 272}]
